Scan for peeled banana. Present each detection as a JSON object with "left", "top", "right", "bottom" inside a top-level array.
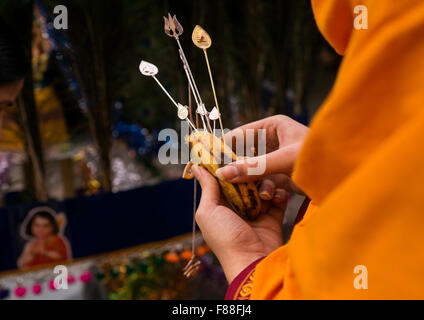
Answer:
[{"left": 182, "top": 131, "right": 262, "bottom": 221}]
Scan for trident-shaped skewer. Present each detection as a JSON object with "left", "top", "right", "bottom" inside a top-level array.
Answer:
[
  {"left": 158, "top": 16, "right": 228, "bottom": 278},
  {"left": 183, "top": 255, "right": 201, "bottom": 278},
  {"left": 139, "top": 60, "right": 197, "bottom": 131},
  {"left": 163, "top": 13, "right": 183, "bottom": 40},
  {"left": 164, "top": 13, "right": 212, "bottom": 133},
  {"left": 192, "top": 25, "right": 224, "bottom": 133}
]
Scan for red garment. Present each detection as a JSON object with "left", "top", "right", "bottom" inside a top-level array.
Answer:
[{"left": 27, "top": 235, "right": 69, "bottom": 267}]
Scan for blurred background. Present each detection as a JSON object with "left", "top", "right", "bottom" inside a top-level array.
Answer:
[{"left": 0, "top": 0, "right": 340, "bottom": 300}]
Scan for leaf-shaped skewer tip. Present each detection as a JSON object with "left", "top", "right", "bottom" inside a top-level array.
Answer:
[
  {"left": 192, "top": 25, "right": 224, "bottom": 132},
  {"left": 139, "top": 60, "right": 158, "bottom": 76},
  {"left": 192, "top": 25, "right": 212, "bottom": 49},
  {"left": 138, "top": 60, "right": 198, "bottom": 132},
  {"left": 139, "top": 60, "right": 176, "bottom": 106}
]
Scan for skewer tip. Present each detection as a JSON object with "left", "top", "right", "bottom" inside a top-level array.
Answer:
[{"left": 139, "top": 60, "right": 158, "bottom": 76}]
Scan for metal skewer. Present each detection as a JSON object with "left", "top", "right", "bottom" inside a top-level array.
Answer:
[
  {"left": 181, "top": 79, "right": 202, "bottom": 278},
  {"left": 151, "top": 75, "right": 178, "bottom": 107},
  {"left": 203, "top": 49, "right": 224, "bottom": 133},
  {"left": 179, "top": 50, "right": 209, "bottom": 132},
  {"left": 139, "top": 60, "right": 198, "bottom": 132},
  {"left": 192, "top": 25, "right": 225, "bottom": 134},
  {"left": 164, "top": 13, "right": 213, "bottom": 133}
]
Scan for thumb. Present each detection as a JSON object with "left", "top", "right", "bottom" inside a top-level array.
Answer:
[
  {"left": 191, "top": 165, "right": 221, "bottom": 222},
  {"left": 215, "top": 144, "right": 300, "bottom": 183}
]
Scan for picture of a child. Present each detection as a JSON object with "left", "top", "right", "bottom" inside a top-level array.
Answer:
[{"left": 17, "top": 207, "right": 71, "bottom": 269}]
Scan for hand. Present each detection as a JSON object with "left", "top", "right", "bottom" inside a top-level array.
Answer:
[
  {"left": 217, "top": 115, "right": 309, "bottom": 195},
  {"left": 192, "top": 165, "right": 288, "bottom": 283},
  {"left": 30, "top": 241, "right": 45, "bottom": 255}
]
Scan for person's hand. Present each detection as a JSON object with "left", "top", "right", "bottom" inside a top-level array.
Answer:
[
  {"left": 217, "top": 115, "right": 309, "bottom": 195},
  {"left": 31, "top": 240, "right": 45, "bottom": 255},
  {"left": 192, "top": 165, "right": 288, "bottom": 283}
]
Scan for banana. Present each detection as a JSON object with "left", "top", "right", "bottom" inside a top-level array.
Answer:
[{"left": 182, "top": 131, "right": 261, "bottom": 220}]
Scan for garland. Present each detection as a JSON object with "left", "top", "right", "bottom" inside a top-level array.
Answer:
[{"left": 0, "top": 234, "right": 225, "bottom": 300}]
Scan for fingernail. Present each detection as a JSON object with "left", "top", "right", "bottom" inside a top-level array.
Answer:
[
  {"left": 192, "top": 164, "right": 201, "bottom": 178},
  {"left": 260, "top": 190, "right": 271, "bottom": 200},
  {"left": 259, "top": 181, "right": 273, "bottom": 200},
  {"left": 216, "top": 165, "right": 239, "bottom": 181},
  {"left": 273, "top": 188, "right": 286, "bottom": 202}
]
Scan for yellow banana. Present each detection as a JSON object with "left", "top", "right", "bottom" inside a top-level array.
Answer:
[{"left": 183, "top": 131, "right": 261, "bottom": 220}]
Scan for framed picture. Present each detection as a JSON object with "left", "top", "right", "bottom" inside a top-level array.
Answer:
[{"left": 17, "top": 206, "right": 72, "bottom": 269}]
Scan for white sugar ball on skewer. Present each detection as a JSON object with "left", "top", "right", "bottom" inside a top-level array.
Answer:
[
  {"left": 177, "top": 103, "right": 189, "bottom": 120},
  {"left": 209, "top": 106, "right": 220, "bottom": 120}
]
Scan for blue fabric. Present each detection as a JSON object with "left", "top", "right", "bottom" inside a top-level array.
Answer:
[{"left": 0, "top": 178, "right": 199, "bottom": 272}]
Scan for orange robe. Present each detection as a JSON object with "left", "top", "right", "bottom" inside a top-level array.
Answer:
[{"left": 248, "top": 0, "right": 424, "bottom": 299}]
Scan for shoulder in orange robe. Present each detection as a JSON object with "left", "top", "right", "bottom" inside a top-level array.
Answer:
[{"left": 250, "top": 0, "right": 424, "bottom": 299}]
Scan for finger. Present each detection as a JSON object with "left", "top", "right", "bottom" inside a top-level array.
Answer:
[
  {"left": 191, "top": 165, "right": 222, "bottom": 225},
  {"left": 272, "top": 188, "right": 288, "bottom": 206},
  {"left": 267, "top": 174, "right": 292, "bottom": 190},
  {"left": 223, "top": 116, "right": 282, "bottom": 156},
  {"left": 266, "top": 173, "right": 305, "bottom": 195},
  {"left": 223, "top": 117, "right": 272, "bottom": 146},
  {"left": 259, "top": 179, "right": 275, "bottom": 200},
  {"left": 260, "top": 199, "right": 271, "bottom": 215},
  {"left": 191, "top": 165, "right": 221, "bottom": 229},
  {"left": 215, "top": 144, "right": 300, "bottom": 183}
]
